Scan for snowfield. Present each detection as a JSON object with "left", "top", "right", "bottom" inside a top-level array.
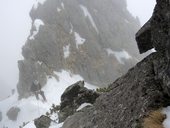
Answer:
[{"left": 0, "top": 70, "right": 97, "bottom": 128}]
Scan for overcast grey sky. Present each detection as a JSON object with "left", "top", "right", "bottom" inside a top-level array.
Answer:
[
  {"left": 127, "top": 0, "right": 156, "bottom": 25},
  {"left": 0, "top": 0, "right": 156, "bottom": 99},
  {"left": 0, "top": 0, "right": 35, "bottom": 99}
]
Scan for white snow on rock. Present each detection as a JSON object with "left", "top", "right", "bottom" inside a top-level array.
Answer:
[
  {"left": 29, "top": 19, "right": 44, "bottom": 40},
  {"left": 151, "top": 48, "right": 156, "bottom": 53},
  {"left": 61, "top": 2, "right": 65, "bottom": 9},
  {"left": 162, "top": 107, "right": 170, "bottom": 128},
  {"left": 57, "top": 8, "right": 62, "bottom": 12},
  {"left": 76, "top": 103, "right": 93, "bottom": 111},
  {"left": 49, "top": 122, "right": 63, "bottom": 128},
  {"left": 33, "top": 0, "right": 47, "bottom": 9},
  {"left": 63, "top": 45, "right": 70, "bottom": 58},
  {"left": 23, "top": 121, "right": 36, "bottom": 128},
  {"left": 106, "top": 48, "right": 132, "bottom": 64},
  {"left": 23, "top": 121, "right": 63, "bottom": 128},
  {"left": 74, "top": 32, "right": 86, "bottom": 49},
  {"left": 80, "top": 5, "right": 99, "bottom": 33},
  {"left": 0, "top": 70, "right": 97, "bottom": 128},
  {"left": 37, "top": 60, "right": 43, "bottom": 65}
]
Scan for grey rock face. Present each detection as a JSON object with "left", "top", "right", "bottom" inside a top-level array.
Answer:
[
  {"left": 58, "top": 81, "right": 99, "bottom": 122},
  {"left": 6, "top": 107, "right": 20, "bottom": 121},
  {"left": 136, "top": 0, "right": 170, "bottom": 53},
  {"left": 62, "top": 52, "right": 170, "bottom": 128},
  {"left": 136, "top": 0, "right": 170, "bottom": 94},
  {"left": 17, "top": 0, "right": 141, "bottom": 98},
  {"left": 17, "top": 60, "right": 48, "bottom": 98},
  {"left": 136, "top": 19, "right": 152, "bottom": 54},
  {"left": 34, "top": 115, "right": 52, "bottom": 128}
]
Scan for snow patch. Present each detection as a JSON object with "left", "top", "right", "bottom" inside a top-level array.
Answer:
[
  {"left": 49, "top": 122, "right": 63, "bottom": 128},
  {"left": 74, "top": 32, "right": 86, "bottom": 49},
  {"left": 33, "top": 0, "right": 47, "bottom": 9},
  {"left": 76, "top": 103, "right": 93, "bottom": 111},
  {"left": 29, "top": 19, "right": 44, "bottom": 40},
  {"left": 151, "top": 48, "right": 156, "bottom": 53},
  {"left": 57, "top": 8, "right": 61, "bottom": 12},
  {"left": 162, "top": 107, "right": 170, "bottom": 128},
  {"left": 80, "top": 5, "right": 99, "bottom": 33},
  {"left": 63, "top": 44, "right": 70, "bottom": 58},
  {"left": 61, "top": 2, "right": 65, "bottom": 9},
  {"left": 23, "top": 121, "right": 36, "bottom": 128},
  {"left": 106, "top": 48, "right": 132, "bottom": 64},
  {"left": 37, "top": 61, "right": 43, "bottom": 65}
]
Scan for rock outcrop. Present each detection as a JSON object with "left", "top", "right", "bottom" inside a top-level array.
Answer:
[
  {"left": 58, "top": 81, "right": 99, "bottom": 122},
  {"left": 17, "top": 0, "right": 141, "bottom": 98},
  {"left": 136, "top": 0, "right": 170, "bottom": 95},
  {"left": 136, "top": 0, "right": 170, "bottom": 53},
  {"left": 61, "top": 1, "right": 170, "bottom": 128},
  {"left": 6, "top": 107, "right": 20, "bottom": 121},
  {"left": 62, "top": 52, "right": 170, "bottom": 128},
  {"left": 34, "top": 115, "right": 52, "bottom": 128}
]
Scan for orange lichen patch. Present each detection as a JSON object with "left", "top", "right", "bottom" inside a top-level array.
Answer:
[{"left": 143, "top": 110, "right": 166, "bottom": 128}]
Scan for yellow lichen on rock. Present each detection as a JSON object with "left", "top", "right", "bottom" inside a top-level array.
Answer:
[{"left": 143, "top": 110, "right": 166, "bottom": 128}]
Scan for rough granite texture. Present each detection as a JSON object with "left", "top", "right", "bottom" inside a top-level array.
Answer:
[
  {"left": 62, "top": 52, "right": 170, "bottom": 128},
  {"left": 17, "top": 0, "right": 141, "bottom": 98},
  {"left": 136, "top": 0, "right": 170, "bottom": 53}
]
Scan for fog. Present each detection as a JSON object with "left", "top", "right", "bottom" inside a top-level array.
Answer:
[
  {"left": 127, "top": 0, "right": 156, "bottom": 25},
  {"left": 0, "top": 0, "right": 35, "bottom": 99},
  {"left": 0, "top": 0, "right": 156, "bottom": 99}
]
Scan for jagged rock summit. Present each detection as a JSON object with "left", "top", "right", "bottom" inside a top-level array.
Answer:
[{"left": 17, "top": 0, "right": 141, "bottom": 98}]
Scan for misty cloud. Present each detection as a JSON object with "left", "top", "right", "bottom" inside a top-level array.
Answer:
[{"left": 0, "top": 0, "right": 156, "bottom": 99}]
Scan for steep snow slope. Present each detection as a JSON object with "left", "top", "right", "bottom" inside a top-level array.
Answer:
[{"left": 0, "top": 70, "right": 96, "bottom": 128}]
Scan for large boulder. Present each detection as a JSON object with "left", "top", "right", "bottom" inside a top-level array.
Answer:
[
  {"left": 136, "top": 19, "right": 152, "bottom": 54},
  {"left": 58, "top": 81, "right": 99, "bottom": 122},
  {"left": 6, "top": 107, "right": 20, "bottom": 121},
  {"left": 34, "top": 115, "right": 52, "bottom": 128}
]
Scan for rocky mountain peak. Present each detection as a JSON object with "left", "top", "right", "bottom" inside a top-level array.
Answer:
[{"left": 17, "top": 0, "right": 141, "bottom": 98}]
